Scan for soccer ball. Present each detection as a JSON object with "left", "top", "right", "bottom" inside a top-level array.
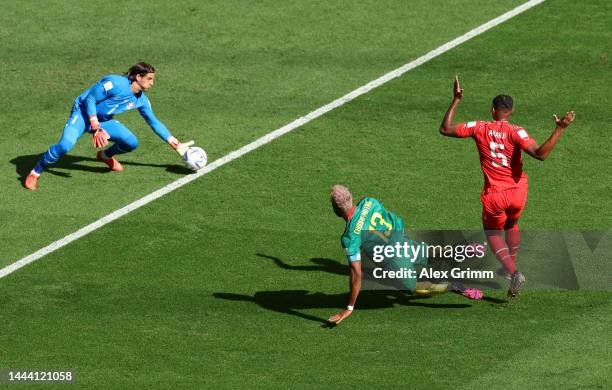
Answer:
[{"left": 183, "top": 146, "right": 207, "bottom": 171}]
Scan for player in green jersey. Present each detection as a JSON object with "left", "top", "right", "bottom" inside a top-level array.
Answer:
[{"left": 328, "top": 185, "right": 458, "bottom": 325}]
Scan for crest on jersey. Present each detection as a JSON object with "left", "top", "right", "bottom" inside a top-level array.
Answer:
[
  {"left": 103, "top": 81, "right": 113, "bottom": 91},
  {"left": 127, "top": 102, "right": 135, "bottom": 109},
  {"left": 517, "top": 129, "right": 529, "bottom": 140},
  {"left": 467, "top": 121, "right": 477, "bottom": 128}
]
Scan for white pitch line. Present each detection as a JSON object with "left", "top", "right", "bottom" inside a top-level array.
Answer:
[{"left": 0, "top": 0, "right": 546, "bottom": 279}]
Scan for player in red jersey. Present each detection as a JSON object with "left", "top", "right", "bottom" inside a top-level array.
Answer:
[{"left": 439, "top": 76, "right": 575, "bottom": 297}]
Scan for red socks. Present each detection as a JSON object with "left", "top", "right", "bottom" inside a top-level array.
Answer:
[
  {"left": 505, "top": 224, "right": 521, "bottom": 264},
  {"left": 486, "top": 230, "right": 517, "bottom": 274}
]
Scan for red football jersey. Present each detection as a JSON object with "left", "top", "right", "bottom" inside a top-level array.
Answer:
[{"left": 456, "top": 120, "right": 536, "bottom": 191}]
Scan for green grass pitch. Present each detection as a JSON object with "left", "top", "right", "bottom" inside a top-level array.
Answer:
[{"left": 0, "top": 0, "right": 611, "bottom": 388}]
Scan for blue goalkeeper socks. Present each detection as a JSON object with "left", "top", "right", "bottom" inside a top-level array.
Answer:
[{"left": 33, "top": 146, "right": 62, "bottom": 175}]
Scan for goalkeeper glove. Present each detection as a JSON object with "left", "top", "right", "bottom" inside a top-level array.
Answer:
[
  {"left": 92, "top": 128, "right": 110, "bottom": 148},
  {"left": 167, "top": 136, "right": 195, "bottom": 157},
  {"left": 90, "top": 116, "right": 110, "bottom": 148}
]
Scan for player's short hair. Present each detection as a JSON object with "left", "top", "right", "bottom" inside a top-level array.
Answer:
[
  {"left": 492, "top": 95, "right": 513, "bottom": 111},
  {"left": 331, "top": 185, "right": 353, "bottom": 211},
  {"left": 126, "top": 62, "right": 155, "bottom": 81}
]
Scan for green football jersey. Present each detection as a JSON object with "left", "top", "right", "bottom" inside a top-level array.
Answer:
[{"left": 341, "top": 197, "right": 405, "bottom": 262}]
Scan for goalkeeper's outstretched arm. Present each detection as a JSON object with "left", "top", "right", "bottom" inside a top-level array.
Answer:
[{"left": 136, "top": 94, "right": 194, "bottom": 156}]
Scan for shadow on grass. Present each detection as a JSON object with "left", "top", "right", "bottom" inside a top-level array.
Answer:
[
  {"left": 257, "top": 253, "right": 416, "bottom": 291},
  {"left": 256, "top": 253, "right": 508, "bottom": 313},
  {"left": 10, "top": 154, "right": 192, "bottom": 183},
  {"left": 213, "top": 290, "right": 471, "bottom": 327},
  {"left": 257, "top": 253, "right": 347, "bottom": 276},
  {"left": 258, "top": 253, "right": 505, "bottom": 291},
  {"left": 482, "top": 296, "right": 508, "bottom": 304}
]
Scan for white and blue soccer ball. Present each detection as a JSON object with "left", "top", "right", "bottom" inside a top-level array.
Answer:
[{"left": 183, "top": 146, "right": 208, "bottom": 171}]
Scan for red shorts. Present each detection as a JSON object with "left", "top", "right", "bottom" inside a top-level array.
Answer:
[{"left": 481, "top": 185, "right": 528, "bottom": 230}]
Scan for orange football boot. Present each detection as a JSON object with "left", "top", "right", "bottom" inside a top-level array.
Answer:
[
  {"left": 24, "top": 173, "right": 39, "bottom": 191},
  {"left": 97, "top": 151, "right": 124, "bottom": 172}
]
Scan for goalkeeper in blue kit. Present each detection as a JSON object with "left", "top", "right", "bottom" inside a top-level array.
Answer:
[{"left": 25, "top": 62, "right": 194, "bottom": 190}]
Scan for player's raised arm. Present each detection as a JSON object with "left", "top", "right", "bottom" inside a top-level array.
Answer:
[
  {"left": 439, "top": 75, "right": 464, "bottom": 137},
  {"left": 524, "top": 111, "right": 575, "bottom": 161},
  {"left": 328, "top": 260, "right": 362, "bottom": 325}
]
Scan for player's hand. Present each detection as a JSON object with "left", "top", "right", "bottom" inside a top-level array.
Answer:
[
  {"left": 327, "top": 309, "right": 353, "bottom": 325},
  {"left": 92, "top": 128, "right": 110, "bottom": 148},
  {"left": 168, "top": 136, "right": 195, "bottom": 157},
  {"left": 553, "top": 111, "right": 575, "bottom": 129},
  {"left": 453, "top": 75, "right": 464, "bottom": 100}
]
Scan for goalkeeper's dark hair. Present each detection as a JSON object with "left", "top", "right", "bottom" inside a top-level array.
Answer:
[
  {"left": 492, "top": 95, "right": 513, "bottom": 111},
  {"left": 126, "top": 62, "right": 155, "bottom": 81}
]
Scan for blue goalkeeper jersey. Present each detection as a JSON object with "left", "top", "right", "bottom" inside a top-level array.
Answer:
[{"left": 74, "top": 74, "right": 170, "bottom": 140}]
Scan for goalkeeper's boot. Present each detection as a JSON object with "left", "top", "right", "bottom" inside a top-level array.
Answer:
[
  {"left": 507, "top": 271, "right": 526, "bottom": 298},
  {"left": 97, "top": 151, "right": 123, "bottom": 172},
  {"left": 24, "top": 173, "right": 39, "bottom": 191}
]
